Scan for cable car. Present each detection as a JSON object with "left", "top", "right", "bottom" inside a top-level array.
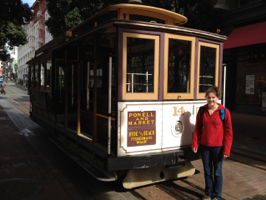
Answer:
[{"left": 27, "top": 1, "right": 227, "bottom": 189}]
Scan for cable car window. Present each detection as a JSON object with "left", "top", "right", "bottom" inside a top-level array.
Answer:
[
  {"left": 46, "top": 60, "right": 51, "bottom": 88},
  {"left": 122, "top": 33, "right": 159, "bottom": 100},
  {"left": 164, "top": 34, "right": 195, "bottom": 100},
  {"left": 89, "top": 68, "right": 102, "bottom": 88},
  {"left": 40, "top": 63, "right": 45, "bottom": 87},
  {"left": 126, "top": 38, "right": 155, "bottom": 93},
  {"left": 197, "top": 42, "right": 219, "bottom": 98},
  {"left": 59, "top": 66, "right": 64, "bottom": 88},
  {"left": 35, "top": 64, "right": 39, "bottom": 86},
  {"left": 199, "top": 47, "right": 217, "bottom": 92},
  {"left": 168, "top": 39, "right": 191, "bottom": 93},
  {"left": 31, "top": 66, "right": 34, "bottom": 85},
  {"left": 54, "top": 60, "right": 65, "bottom": 90}
]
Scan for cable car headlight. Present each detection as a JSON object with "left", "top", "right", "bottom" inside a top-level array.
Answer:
[{"left": 171, "top": 121, "right": 184, "bottom": 137}]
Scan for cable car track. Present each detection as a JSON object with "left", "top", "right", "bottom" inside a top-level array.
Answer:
[{"left": 156, "top": 180, "right": 204, "bottom": 200}]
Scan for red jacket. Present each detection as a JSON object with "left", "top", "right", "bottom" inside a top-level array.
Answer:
[{"left": 191, "top": 103, "right": 233, "bottom": 155}]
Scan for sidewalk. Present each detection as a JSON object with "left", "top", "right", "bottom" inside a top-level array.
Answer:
[{"left": 0, "top": 103, "right": 72, "bottom": 200}]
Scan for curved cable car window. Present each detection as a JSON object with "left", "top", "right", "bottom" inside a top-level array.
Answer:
[{"left": 130, "top": 15, "right": 165, "bottom": 24}]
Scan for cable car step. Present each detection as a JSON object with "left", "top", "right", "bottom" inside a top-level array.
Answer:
[
  {"left": 123, "top": 162, "right": 195, "bottom": 189},
  {"left": 49, "top": 136, "right": 117, "bottom": 182}
]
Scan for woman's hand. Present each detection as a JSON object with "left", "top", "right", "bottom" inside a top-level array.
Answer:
[
  {"left": 192, "top": 148, "right": 198, "bottom": 153},
  {"left": 224, "top": 154, "right": 229, "bottom": 158}
]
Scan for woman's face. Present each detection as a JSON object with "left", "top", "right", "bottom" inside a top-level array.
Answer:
[{"left": 206, "top": 92, "right": 218, "bottom": 108}]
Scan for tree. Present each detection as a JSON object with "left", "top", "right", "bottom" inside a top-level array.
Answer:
[
  {"left": 0, "top": 0, "right": 32, "bottom": 61},
  {"left": 45, "top": 0, "right": 224, "bottom": 38},
  {"left": 45, "top": 0, "right": 106, "bottom": 37},
  {"left": 175, "top": 0, "right": 225, "bottom": 33},
  {"left": 143, "top": 0, "right": 224, "bottom": 33},
  {"left": 46, "top": 0, "right": 169, "bottom": 37}
]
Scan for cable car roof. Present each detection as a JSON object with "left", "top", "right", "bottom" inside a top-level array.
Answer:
[
  {"left": 68, "top": 3, "right": 188, "bottom": 34},
  {"left": 30, "top": 3, "right": 227, "bottom": 61}
]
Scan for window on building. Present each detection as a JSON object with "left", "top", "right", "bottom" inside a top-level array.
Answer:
[
  {"left": 240, "top": 0, "right": 261, "bottom": 7},
  {"left": 230, "top": 0, "right": 261, "bottom": 9},
  {"left": 235, "top": 44, "right": 266, "bottom": 105}
]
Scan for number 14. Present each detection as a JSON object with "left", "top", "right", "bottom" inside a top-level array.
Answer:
[{"left": 173, "top": 107, "right": 185, "bottom": 116}]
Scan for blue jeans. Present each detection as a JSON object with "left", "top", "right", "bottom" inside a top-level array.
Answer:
[{"left": 201, "top": 145, "right": 224, "bottom": 200}]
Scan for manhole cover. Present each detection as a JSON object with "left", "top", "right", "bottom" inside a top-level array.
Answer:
[{"left": 0, "top": 179, "right": 44, "bottom": 200}]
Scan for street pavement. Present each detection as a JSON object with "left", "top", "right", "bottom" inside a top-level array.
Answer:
[{"left": 0, "top": 82, "right": 266, "bottom": 200}]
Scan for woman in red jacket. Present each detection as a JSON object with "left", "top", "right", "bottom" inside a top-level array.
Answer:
[{"left": 192, "top": 86, "right": 233, "bottom": 200}]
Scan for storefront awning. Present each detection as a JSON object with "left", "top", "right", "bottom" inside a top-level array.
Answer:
[{"left": 224, "top": 21, "right": 266, "bottom": 49}]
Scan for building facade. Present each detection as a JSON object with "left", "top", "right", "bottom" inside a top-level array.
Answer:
[
  {"left": 9, "top": 46, "right": 18, "bottom": 78},
  {"left": 18, "top": 22, "right": 34, "bottom": 80},
  {"left": 219, "top": 0, "right": 266, "bottom": 114},
  {"left": 17, "top": 0, "right": 52, "bottom": 80}
]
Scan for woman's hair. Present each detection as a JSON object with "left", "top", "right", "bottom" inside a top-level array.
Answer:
[{"left": 205, "top": 86, "right": 221, "bottom": 98}]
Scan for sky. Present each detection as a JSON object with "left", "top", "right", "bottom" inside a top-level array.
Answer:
[{"left": 22, "top": 0, "right": 36, "bottom": 7}]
